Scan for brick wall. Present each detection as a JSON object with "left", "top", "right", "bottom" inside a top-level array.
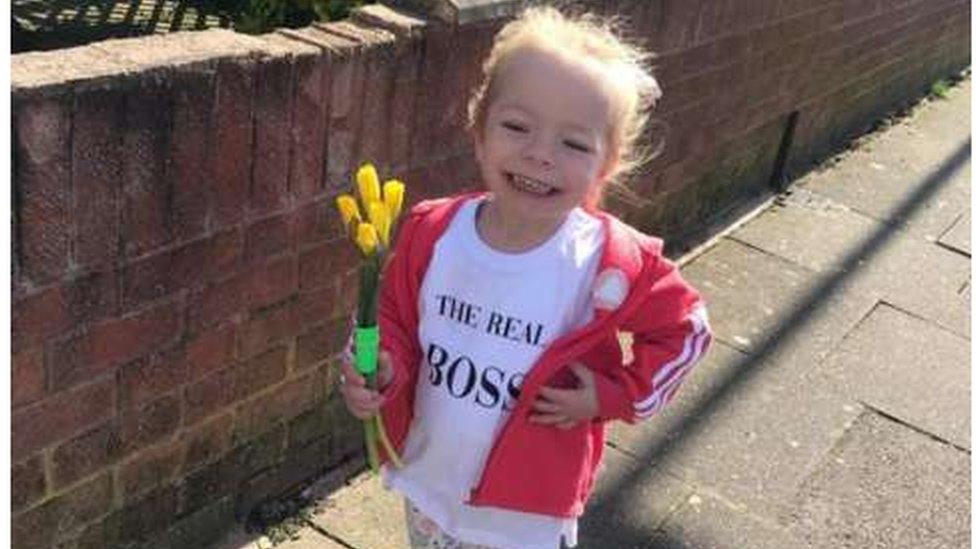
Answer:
[{"left": 10, "top": 1, "right": 970, "bottom": 547}]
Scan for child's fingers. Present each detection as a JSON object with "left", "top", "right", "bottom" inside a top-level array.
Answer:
[
  {"left": 341, "top": 384, "right": 383, "bottom": 419},
  {"left": 529, "top": 411, "right": 570, "bottom": 425},
  {"left": 531, "top": 397, "right": 563, "bottom": 414},
  {"left": 339, "top": 358, "right": 366, "bottom": 388}
]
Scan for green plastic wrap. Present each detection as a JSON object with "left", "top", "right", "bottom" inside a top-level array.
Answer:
[{"left": 354, "top": 325, "right": 379, "bottom": 377}]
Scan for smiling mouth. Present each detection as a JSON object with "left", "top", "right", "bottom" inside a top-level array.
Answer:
[{"left": 506, "top": 173, "right": 559, "bottom": 196}]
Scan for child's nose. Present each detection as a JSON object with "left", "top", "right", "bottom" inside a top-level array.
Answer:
[{"left": 523, "top": 137, "right": 554, "bottom": 167}]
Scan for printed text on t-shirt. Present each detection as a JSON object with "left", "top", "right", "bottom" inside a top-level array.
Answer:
[{"left": 434, "top": 294, "right": 544, "bottom": 347}]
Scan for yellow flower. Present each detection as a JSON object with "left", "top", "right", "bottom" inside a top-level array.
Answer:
[
  {"left": 383, "top": 179, "right": 405, "bottom": 222},
  {"left": 356, "top": 163, "right": 381, "bottom": 205},
  {"left": 368, "top": 201, "right": 391, "bottom": 246},
  {"left": 356, "top": 223, "right": 379, "bottom": 256},
  {"left": 336, "top": 194, "right": 361, "bottom": 227}
]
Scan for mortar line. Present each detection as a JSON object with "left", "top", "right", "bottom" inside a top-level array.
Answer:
[
  {"left": 723, "top": 235, "right": 823, "bottom": 276},
  {"left": 861, "top": 402, "right": 971, "bottom": 455},
  {"left": 934, "top": 239, "right": 971, "bottom": 259},
  {"left": 302, "top": 521, "right": 359, "bottom": 549},
  {"left": 875, "top": 299, "right": 971, "bottom": 341}
]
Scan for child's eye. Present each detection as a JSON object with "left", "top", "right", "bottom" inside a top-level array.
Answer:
[
  {"left": 564, "top": 140, "right": 592, "bottom": 153},
  {"left": 502, "top": 121, "right": 528, "bottom": 133}
]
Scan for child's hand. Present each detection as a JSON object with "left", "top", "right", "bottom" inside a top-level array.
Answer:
[
  {"left": 339, "top": 350, "right": 394, "bottom": 420},
  {"left": 530, "top": 363, "right": 599, "bottom": 430}
]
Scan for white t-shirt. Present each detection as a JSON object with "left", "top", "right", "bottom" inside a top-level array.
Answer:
[{"left": 384, "top": 197, "right": 604, "bottom": 549}]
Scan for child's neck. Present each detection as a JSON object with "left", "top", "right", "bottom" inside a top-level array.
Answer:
[{"left": 476, "top": 198, "right": 569, "bottom": 253}]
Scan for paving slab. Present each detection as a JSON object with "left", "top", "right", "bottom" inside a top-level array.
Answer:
[
  {"left": 731, "top": 188, "right": 971, "bottom": 339},
  {"left": 578, "top": 446, "right": 693, "bottom": 547},
  {"left": 652, "top": 492, "right": 809, "bottom": 549},
  {"left": 608, "top": 340, "right": 863, "bottom": 523},
  {"left": 730, "top": 190, "right": 882, "bottom": 274},
  {"left": 308, "top": 472, "right": 408, "bottom": 549},
  {"left": 797, "top": 81, "right": 971, "bottom": 243},
  {"left": 816, "top": 303, "right": 971, "bottom": 450},
  {"left": 681, "top": 238, "right": 878, "bottom": 366},
  {"left": 938, "top": 211, "right": 971, "bottom": 256},
  {"left": 789, "top": 411, "right": 970, "bottom": 549}
]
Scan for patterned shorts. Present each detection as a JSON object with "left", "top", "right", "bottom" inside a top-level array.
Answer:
[{"left": 403, "top": 500, "right": 495, "bottom": 549}]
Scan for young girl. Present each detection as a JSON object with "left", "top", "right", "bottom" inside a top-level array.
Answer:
[{"left": 339, "top": 6, "right": 711, "bottom": 549}]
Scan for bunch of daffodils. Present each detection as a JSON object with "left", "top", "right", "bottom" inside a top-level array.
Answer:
[{"left": 335, "top": 163, "right": 405, "bottom": 472}]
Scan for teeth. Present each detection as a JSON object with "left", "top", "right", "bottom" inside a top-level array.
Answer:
[{"left": 509, "top": 174, "right": 554, "bottom": 195}]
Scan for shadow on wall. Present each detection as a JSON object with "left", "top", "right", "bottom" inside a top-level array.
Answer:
[{"left": 577, "top": 139, "right": 971, "bottom": 547}]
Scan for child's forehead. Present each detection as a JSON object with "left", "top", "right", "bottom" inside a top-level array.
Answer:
[{"left": 492, "top": 47, "right": 615, "bottom": 126}]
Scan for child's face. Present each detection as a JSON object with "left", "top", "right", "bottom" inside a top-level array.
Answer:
[{"left": 474, "top": 47, "right": 617, "bottom": 223}]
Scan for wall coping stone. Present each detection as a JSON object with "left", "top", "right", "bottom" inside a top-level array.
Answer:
[
  {"left": 353, "top": 3, "right": 428, "bottom": 40},
  {"left": 386, "top": 0, "right": 521, "bottom": 25},
  {"left": 11, "top": 29, "right": 293, "bottom": 96}
]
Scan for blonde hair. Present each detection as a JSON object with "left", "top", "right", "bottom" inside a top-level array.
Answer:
[{"left": 467, "top": 5, "right": 662, "bottom": 193}]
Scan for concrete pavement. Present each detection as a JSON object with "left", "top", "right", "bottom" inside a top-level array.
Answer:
[{"left": 217, "top": 76, "right": 971, "bottom": 549}]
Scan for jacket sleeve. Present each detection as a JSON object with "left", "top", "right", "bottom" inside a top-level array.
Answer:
[
  {"left": 591, "top": 255, "right": 712, "bottom": 423},
  {"left": 377, "top": 207, "right": 425, "bottom": 401}
]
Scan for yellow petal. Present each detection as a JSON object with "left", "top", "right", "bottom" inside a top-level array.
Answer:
[
  {"left": 368, "top": 201, "right": 391, "bottom": 246},
  {"left": 383, "top": 179, "right": 405, "bottom": 222},
  {"left": 356, "top": 163, "right": 381, "bottom": 205},
  {"left": 355, "top": 223, "right": 379, "bottom": 256},
  {"left": 335, "top": 194, "right": 361, "bottom": 227}
]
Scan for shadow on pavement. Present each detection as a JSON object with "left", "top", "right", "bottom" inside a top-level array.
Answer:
[{"left": 579, "top": 139, "right": 971, "bottom": 548}]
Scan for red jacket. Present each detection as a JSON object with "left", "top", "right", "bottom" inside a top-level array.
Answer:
[{"left": 377, "top": 193, "right": 711, "bottom": 518}]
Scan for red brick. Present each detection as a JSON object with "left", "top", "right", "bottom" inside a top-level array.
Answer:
[
  {"left": 120, "top": 394, "right": 182, "bottom": 451},
  {"left": 118, "top": 484, "right": 179, "bottom": 540},
  {"left": 296, "top": 319, "right": 347, "bottom": 370},
  {"left": 72, "top": 88, "right": 123, "bottom": 272},
  {"left": 12, "top": 346, "right": 45, "bottom": 409},
  {"left": 12, "top": 377, "right": 115, "bottom": 461},
  {"left": 123, "top": 228, "right": 243, "bottom": 308},
  {"left": 409, "top": 45, "right": 432, "bottom": 167},
  {"left": 390, "top": 40, "right": 421, "bottom": 170},
  {"left": 184, "top": 367, "right": 236, "bottom": 426},
  {"left": 247, "top": 255, "right": 298, "bottom": 310},
  {"left": 51, "top": 420, "right": 123, "bottom": 489},
  {"left": 233, "top": 373, "right": 319, "bottom": 441},
  {"left": 245, "top": 212, "right": 295, "bottom": 262},
  {"left": 188, "top": 272, "right": 248, "bottom": 332},
  {"left": 295, "top": 197, "right": 344, "bottom": 247},
  {"left": 51, "top": 300, "right": 183, "bottom": 391},
  {"left": 235, "top": 345, "right": 288, "bottom": 400},
  {"left": 298, "top": 284, "right": 338, "bottom": 327},
  {"left": 182, "top": 413, "right": 233, "bottom": 472},
  {"left": 14, "top": 95, "right": 71, "bottom": 285},
  {"left": 290, "top": 54, "right": 329, "bottom": 200},
  {"left": 120, "top": 440, "right": 183, "bottom": 500},
  {"left": 122, "top": 79, "right": 174, "bottom": 258},
  {"left": 325, "top": 53, "right": 365, "bottom": 191},
  {"left": 12, "top": 471, "right": 113, "bottom": 549},
  {"left": 238, "top": 301, "right": 299, "bottom": 358},
  {"left": 300, "top": 239, "right": 358, "bottom": 290},
  {"left": 185, "top": 324, "right": 237, "bottom": 380},
  {"left": 11, "top": 454, "right": 47, "bottom": 512},
  {"left": 252, "top": 56, "right": 293, "bottom": 215},
  {"left": 13, "top": 270, "right": 118, "bottom": 351},
  {"left": 13, "top": 296, "right": 66, "bottom": 360},
  {"left": 359, "top": 43, "right": 395, "bottom": 169},
  {"left": 119, "top": 351, "right": 187, "bottom": 407},
  {"left": 212, "top": 59, "right": 254, "bottom": 228},
  {"left": 171, "top": 66, "right": 216, "bottom": 242}
]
